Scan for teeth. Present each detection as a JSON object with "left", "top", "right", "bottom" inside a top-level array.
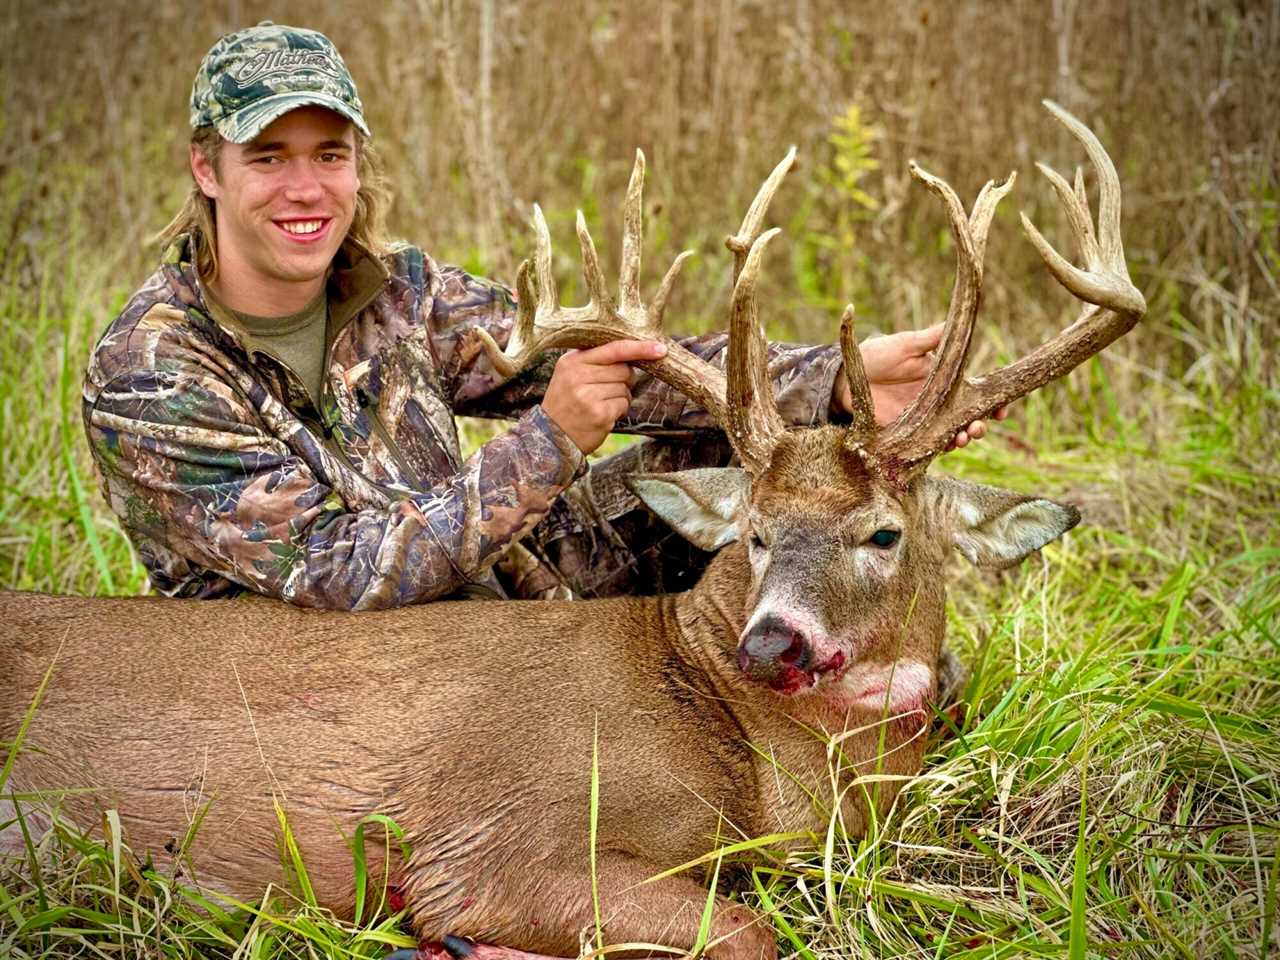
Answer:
[{"left": 280, "top": 220, "right": 323, "bottom": 235}]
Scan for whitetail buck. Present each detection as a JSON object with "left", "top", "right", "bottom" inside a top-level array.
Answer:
[{"left": 1, "top": 102, "right": 1144, "bottom": 959}]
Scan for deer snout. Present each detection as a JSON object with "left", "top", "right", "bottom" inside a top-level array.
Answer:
[{"left": 738, "top": 615, "right": 846, "bottom": 693}]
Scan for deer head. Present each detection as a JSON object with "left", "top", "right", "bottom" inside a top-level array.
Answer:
[{"left": 469, "top": 100, "right": 1145, "bottom": 714}]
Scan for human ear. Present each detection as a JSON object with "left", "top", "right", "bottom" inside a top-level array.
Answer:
[{"left": 190, "top": 142, "right": 221, "bottom": 200}]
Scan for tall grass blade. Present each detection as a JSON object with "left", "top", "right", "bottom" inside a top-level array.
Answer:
[{"left": 58, "top": 332, "right": 114, "bottom": 594}]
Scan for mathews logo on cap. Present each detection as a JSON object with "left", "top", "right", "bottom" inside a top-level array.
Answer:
[{"left": 191, "top": 22, "right": 371, "bottom": 144}]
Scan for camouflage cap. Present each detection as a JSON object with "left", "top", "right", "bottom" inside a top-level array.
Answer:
[{"left": 190, "top": 22, "right": 371, "bottom": 144}]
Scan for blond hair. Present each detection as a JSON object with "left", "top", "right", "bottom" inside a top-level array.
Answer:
[{"left": 155, "top": 124, "right": 394, "bottom": 278}]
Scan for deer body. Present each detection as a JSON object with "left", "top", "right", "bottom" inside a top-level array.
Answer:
[{"left": 3, "top": 438, "right": 941, "bottom": 953}]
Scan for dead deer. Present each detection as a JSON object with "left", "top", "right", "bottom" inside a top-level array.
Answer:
[{"left": 1, "top": 102, "right": 1144, "bottom": 960}]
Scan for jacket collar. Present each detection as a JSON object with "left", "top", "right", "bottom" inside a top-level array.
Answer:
[{"left": 164, "top": 232, "right": 390, "bottom": 342}]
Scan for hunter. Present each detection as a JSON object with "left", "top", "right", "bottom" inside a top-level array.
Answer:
[{"left": 83, "top": 22, "right": 1000, "bottom": 611}]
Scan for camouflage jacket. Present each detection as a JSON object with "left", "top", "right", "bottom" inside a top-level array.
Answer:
[{"left": 83, "top": 235, "right": 844, "bottom": 610}]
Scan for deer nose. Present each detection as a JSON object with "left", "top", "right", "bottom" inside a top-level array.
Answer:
[{"left": 738, "top": 615, "right": 809, "bottom": 677}]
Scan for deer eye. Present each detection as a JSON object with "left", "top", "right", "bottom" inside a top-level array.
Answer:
[{"left": 868, "top": 529, "right": 900, "bottom": 548}]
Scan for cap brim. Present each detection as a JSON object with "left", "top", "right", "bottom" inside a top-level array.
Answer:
[{"left": 214, "top": 91, "right": 371, "bottom": 144}]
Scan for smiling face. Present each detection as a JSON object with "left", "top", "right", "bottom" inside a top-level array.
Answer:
[{"left": 190, "top": 105, "right": 359, "bottom": 314}]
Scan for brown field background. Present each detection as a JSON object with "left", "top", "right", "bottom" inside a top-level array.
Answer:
[
  {"left": 0, "top": 0, "right": 1276, "bottom": 598},
  {"left": 3, "top": 0, "right": 1276, "bottom": 363}
]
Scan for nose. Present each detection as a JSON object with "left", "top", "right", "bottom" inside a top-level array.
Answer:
[
  {"left": 283, "top": 161, "right": 324, "bottom": 204},
  {"left": 738, "top": 615, "right": 809, "bottom": 677}
]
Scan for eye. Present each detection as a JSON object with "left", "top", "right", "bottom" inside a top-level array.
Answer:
[{"left": 868, "top": 529, "right": 900, "bottom": 548}]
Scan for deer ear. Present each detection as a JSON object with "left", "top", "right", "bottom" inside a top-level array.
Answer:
[
  {"left": 923, "top": 476, "right": 1081, "bottom": 569},
  {"left": 626, "top": 468, "right": 749, "bottom": 551}
]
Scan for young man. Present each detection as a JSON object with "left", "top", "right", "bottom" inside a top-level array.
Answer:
[{"left": 84, "top": 23, "right": 997, "bottom": 610}]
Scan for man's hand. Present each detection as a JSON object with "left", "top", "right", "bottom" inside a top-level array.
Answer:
[
  {"left": 832, "top": 323, "right": 1009, "bottom": 449},
  {"left": 542, "top": 340, "right": 668, "bottom": 455}
]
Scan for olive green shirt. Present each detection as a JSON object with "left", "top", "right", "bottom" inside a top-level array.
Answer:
[{"left": 206, "top": 285, "right": 329, "bottom": 408}]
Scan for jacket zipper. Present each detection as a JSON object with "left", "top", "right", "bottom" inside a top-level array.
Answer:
[{"left": 356, "top": 388, "right": 427, "bottom": 490}]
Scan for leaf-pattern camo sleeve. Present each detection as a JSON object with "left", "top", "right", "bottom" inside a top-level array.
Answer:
[
  {"left": 86, "top": 354, "right": 584, "bottom": 611},
  {"left": 421, "top": 262, "right": 844, "bottom": 431}
]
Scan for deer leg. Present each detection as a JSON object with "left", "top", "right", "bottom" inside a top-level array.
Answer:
[
  {"left": 386, "top": 939, "right": 562, "bottom": 960},
  {"left": 406, "top": 853, "right": 776, "bottom": 960}
]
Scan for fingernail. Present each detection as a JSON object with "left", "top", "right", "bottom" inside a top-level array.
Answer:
[{"left": 651, "top": 342, "right": 667, "bottom": 357}]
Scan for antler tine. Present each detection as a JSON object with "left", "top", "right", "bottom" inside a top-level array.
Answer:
[
  {"left": 838, "top": 304, "right": 877, "bottom": 444},
  {"left": 1034, "top": 160, "right": 1100, "bottom": 270},
  {"left": 1043, "top": 99, "right": 1124, "bottom": 268},
  {"left": 574, "top": 211, "right": 617, "bottom": 316},
  {"left": 464, "top": 210, "right": 554, "bottom": 378},
  {"left": 725, "top": 145, "right": 797, "bottom": 284},
  {"left": 1019, "top": 100, "right": 1141, "bottom": 311},
  {"left": 532, "top": 203, "right": 559, "bottom": 313},
  {"left": 870, "top": 102, "right": 1145, "bottom": 477},
  {"left": 970, "top": 171, "right": 1018, "bottom": 264},
  {"left": 649, "top": 249, "right": 695, "bottom": 330},
  {"left": 873, "top": 164, "right": 1014, "bottom": 468},
  {"left": 618, "top": 150, "right": 645, "bottom": 316},
  {"left": 725, "top": 227, "right": 787, "bottom": 474}
]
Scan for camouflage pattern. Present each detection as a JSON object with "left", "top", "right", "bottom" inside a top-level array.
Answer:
[
  {"left": 83, "top": 236, "right": 845, "bottom": 609},
  {"left": 190, "top": 22, "right": 370, "bottom": 143}
]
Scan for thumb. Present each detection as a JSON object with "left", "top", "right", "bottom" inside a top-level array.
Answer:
[{"left": 912, "top": 323, "right": 945, "bottom": 353}]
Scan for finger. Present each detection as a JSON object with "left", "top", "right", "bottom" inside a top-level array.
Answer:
[
  {"left": 897, "top": 356, "right": 935, "bottom": 380},
  {"left": 577, "top": 380, "right": 632, "bottom": 405},
  {"left": 605, "top": 396, "right": 630, "bottom": 423},
  {"left": 577, "top": 339, "right": 667, "bottom": 366},
  {"left": 586, "top": 361, "right": 638, "bottom": 384},
  {"left": 953, "top": 429, "right": 970, "bottom": 448},
  {"left": 967, "top": 420, "right": 986, "bottom": 440},
  {"left": 593, "top": 382, "right": 633, "bottom": 402},
  {"left": 555, "top": 349, "right": 635, "bottom": 384},
  {"left": 994, "top": 405, "right": 1010, "bottom": 421},
  {"left": 910, "top": 323, "right": 945, "bottom": 354}
]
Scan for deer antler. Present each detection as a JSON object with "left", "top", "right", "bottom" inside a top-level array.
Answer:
[
  {"left": 465, "top": 150, "right": 727, "bottom": 425},
  {"left": 723, "top": 148, "right": 796, "bottom": 474},
  {"left": 467, "top": 147, "right": 804, "bottom": 477},
  {"left": 862, "top": 99, "right": 1146, "bottom": 480}
]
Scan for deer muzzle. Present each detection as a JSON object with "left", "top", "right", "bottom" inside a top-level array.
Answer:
[{"left": 738, "top": 614, "right": 846, "bottom": 694}]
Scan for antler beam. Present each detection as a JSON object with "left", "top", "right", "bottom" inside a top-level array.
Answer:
[
  {"left": 468, "top": 147, "right": 803, "bottom": 476},
  {"left": 868, "top": 100, "right": 1146, "bottom": 478}
]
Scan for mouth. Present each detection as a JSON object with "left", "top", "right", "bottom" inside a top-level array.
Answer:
[
  {"left": 272, "top": 217, "right": 333, "bottom": 244},
  {"left": 762, "top": 649, "right": 847, "bottom": 696}
]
